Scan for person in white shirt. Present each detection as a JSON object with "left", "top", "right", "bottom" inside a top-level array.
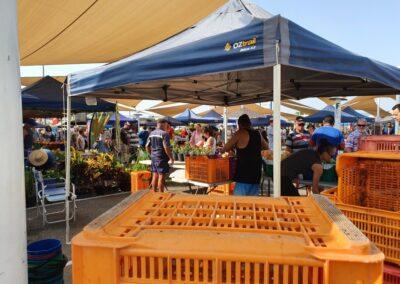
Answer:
[{"left": 76, "top": 129, "right": 86, "bottom": 151}]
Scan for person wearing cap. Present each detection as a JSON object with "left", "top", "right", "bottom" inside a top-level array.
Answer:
[
  {"left": 344, "top": 118, "right": 368, "bottom": 152},
  {"left": 222, "top": 114, "right": 268, "bottom": 196},
  {"left": 23, "top": 118, "right": 37, "bottom": 158},
  {"left": 310, "top": 115, "right": 345, "bottom": 150},
  {"left": 146, "top": 118, "right": 174, "bottom": 192},
  {"left": 286, "top": 116, "right": 310, "bottom": 153}
]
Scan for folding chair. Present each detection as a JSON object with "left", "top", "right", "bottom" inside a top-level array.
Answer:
[{"left": 32, "top": 168, "right": 77, "bottom": 226}]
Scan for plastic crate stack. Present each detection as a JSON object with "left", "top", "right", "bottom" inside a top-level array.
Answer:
[
  {"left": 72, "top": 191, "right": 384, "bottom": 283},
  {"left": 322, "top": 144, "right": 400, "bottom": 268}
]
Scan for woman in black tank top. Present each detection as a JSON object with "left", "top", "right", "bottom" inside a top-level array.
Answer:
[
  {"left": 221, "top": 115, "right": 267, "bottom": 196},
  {"left": 234, "top": 129, "right": 262, "bottom": 184}
]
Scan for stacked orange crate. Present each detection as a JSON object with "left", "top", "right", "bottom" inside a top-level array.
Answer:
[{"left": 322, "top": 151, "right": 400, "bottom": 266}]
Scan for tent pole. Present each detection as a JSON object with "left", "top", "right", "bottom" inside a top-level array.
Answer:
[
  {"left": 0, "top": 0, "right": 27, "bottom": 282},
  {"left": 273, "top": 63, "right": 281, "bottom": 197},
  {"left": 65, "top": 94, "right": 72, "bottom": 244},
  {"left": 334, "top": 99, "right": 342, "bottom": 129},
  {"left": 396, "top": 94, "right": 400, "bottom": 134},
  {"left": 376, "top": 98, "right": 381, "bottom": 119},
  {"left": 223, "top": 107, "right": 228, "bottom": 143}
]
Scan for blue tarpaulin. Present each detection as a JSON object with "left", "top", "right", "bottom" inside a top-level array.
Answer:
[
  {"left": 201, "top": 109, "right": 223, "bottom": 123},
  {"left": 67, "top": 0, "right": 400, "bottom": 106},
  {"left": 174, "top": 108, "right": 212, "bottom": 123},
  {"left": 303, "top": 105, "right": 357, "bottom": 123},
  {"left": 342, "top": 106, "right": 374, "bottom": 123},
  {"left": 22, "top": 76, "right": 115, "bottom": 117}
]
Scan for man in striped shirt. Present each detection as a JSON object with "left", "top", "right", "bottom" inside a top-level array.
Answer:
[{"left": 286, "top": 116, "right": 310, "bottom": 153}]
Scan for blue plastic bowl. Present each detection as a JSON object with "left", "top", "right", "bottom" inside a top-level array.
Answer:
[{"left": 27, "top": 239, "right": 62, "bottom": 257}]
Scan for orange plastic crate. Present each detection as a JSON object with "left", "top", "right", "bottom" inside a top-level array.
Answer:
[
  {"left": 130, "top": 171, "right": 151, "bottom": 193},
  {"left": 209, "top": 182, "right": 235, "bottom": 196},
  {"left": 72, "top": 191, "right": 384, "bottom": 284},
  {"left": 185, "top": 156, "right": 230, "bottom": 183},
  {"left": 384, "top": 263, "right": 400, "bottom": 284},
  {"left": 337, "top": 153, "right": 400, "bottom": 212},
  {"left": 320, "top": 187, "right": 338, "bottom": 203},
  {"left": 359, "top": 136, "right": 400, "bottom": 152}
]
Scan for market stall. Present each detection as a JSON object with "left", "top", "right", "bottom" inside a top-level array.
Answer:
[{"left": 64, "top": 0, "right": 400, "bottom": 244}]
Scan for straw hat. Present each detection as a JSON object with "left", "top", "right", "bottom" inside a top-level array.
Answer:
[{"left": 28, "top": 149, "right": 49, "bottom": 167}]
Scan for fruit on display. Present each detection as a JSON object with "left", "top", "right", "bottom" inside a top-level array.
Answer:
[{"left": 261, "top": 150, "right": 290, "bottom": 160}]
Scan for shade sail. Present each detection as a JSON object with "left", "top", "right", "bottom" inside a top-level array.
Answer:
[
  {"left": 18, "top": 0, "right": 227, "bottom": 65},
  {"left": 303, "top": 105, "right": 357, "bottom": 123},
  {"left": 343, "top": 96, "right": 391, "bottom": 117},
  {"left": 281, "top": 101, "right": 317, "bottom": 115},
  {"left": 174, "top": 108, "right": 211, "bottom": 123},
  {"left": 21, "top": 76, "right": 65, "bottom": 87},
  {"left": 68, "top": 0, "right": 400, "bottom": 106},
  {"left": 148, "top": 103, "right": 199, "bottom": 116},
  {"left": 22, "top": 76, "right": 115, "bottom": 117},
  {"left": 342, "top": 106, "right": 374, "bottom": 123}
]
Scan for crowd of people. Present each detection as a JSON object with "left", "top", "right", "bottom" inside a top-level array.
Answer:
[
  {"left": 23, "top": 103, "right": 400, "bottom": 194},
  {"left": 145, "top": 104, "right": 400, "bottom": 195}
]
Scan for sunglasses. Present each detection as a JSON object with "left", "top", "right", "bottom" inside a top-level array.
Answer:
[{"left": 357, "top": 124, "right": 366, "bottom": 127}]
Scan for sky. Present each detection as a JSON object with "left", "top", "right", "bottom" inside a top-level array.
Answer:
[{"left": 21, "top": 0, "right": 400, "bottom": 113}]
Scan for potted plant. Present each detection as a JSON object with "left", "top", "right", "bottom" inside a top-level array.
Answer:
[
  {"left": 171, "top": 142, "right": 179, "bottom": 161},
  {"left": 177, "top": 147, "right": 185, "bottom": 162}
]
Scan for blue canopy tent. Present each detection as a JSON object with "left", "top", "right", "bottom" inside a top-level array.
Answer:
[
  {"left": 303, "top": 105, "right": 357, "bottom": 123},
  {"left": 144, "top": 116, "right": 186, "bottom": 127},
  {"left": 201, "top": 109, "right": 223, "bottom": 123},
  {"left": 342, "top": 106, "right": 374, "bottom": 123},
  {"left": 22, "top": 76, "right": 115, "bottom": 117},
  {"left": 63, "top": 0, "right": 400, "bottom": 214},
  {"left": 174, "top": 108, "right": 211, "bottom": 123},
  {"left": 108, "top": 113, "right": 136, "bottom": 123}
]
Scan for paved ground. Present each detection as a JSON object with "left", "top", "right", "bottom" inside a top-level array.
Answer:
[{"left": 26, "top": 185, "right": 189, "bottom": 283}]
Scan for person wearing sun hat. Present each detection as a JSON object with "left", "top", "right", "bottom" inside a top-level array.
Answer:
[{"left": 28, "top": 149, "right": 55, "bottom": 169}]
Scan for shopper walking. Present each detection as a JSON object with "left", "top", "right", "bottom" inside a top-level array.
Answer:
[{"left": 146, "top": 118, "right": 174, "bottom": 192}]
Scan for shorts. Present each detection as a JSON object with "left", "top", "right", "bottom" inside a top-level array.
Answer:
[
  {"left": 151, "top": 159, "right": 169, "bottom": 174},
  {"left": 233, "top": 183, "right": 260, "bottom": 196}
]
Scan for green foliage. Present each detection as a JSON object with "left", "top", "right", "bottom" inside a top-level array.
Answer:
[{"left": 136, "top": 148, "right": 150, "bottom": 161}]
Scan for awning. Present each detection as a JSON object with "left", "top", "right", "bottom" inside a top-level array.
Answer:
[
  {"left": 67, "top": 0, "right": 400, "bottom": 105},
  {"left": 22, "top": 76, "right": 115, "bottom": 117},
  {"left": 18, "top": 0, "right": 227, "bottom": 65}
]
